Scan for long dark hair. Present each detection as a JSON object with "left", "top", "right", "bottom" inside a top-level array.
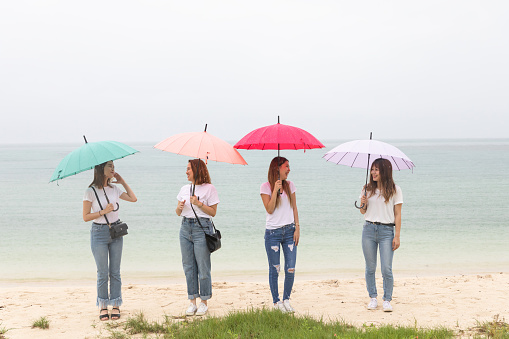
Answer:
[
  {"left": 189, "top": 159, "right": 211, "bottom": 185},
  {"left": 89, "top": 162, "right": 112, "bottom": 189},
  {"left": 267, "top": 156, "right": 293, "bottom": 209},
  {"left": 366, "top": 158, "right": 396, "bottom": 203}
]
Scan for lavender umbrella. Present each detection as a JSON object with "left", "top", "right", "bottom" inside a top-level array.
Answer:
[{"left": 323, "top": 133, "right": 415, "bottom": 209}]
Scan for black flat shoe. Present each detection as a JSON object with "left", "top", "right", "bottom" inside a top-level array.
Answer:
[
  {"left": 99, "top": 308, "right": 109, "bottom": 321},
  {"left": 111, "top": 307, "right": 120, "bottom": 320}
]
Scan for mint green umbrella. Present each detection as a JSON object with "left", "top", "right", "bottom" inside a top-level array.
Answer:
[{"left": 49, "top": 136, "right": 139, "bottom": 182}]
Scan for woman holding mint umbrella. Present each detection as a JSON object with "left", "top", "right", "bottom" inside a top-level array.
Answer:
[
  {"left": 50, "top": 137, "right": 138, "bottom": 321},
  {"left": 83, "top": 160, "right": 137, "bottom": 321}
]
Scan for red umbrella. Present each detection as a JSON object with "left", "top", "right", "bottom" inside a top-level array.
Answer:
[{"left": 234, "top": 116, "right": 324, "bottom": 157}]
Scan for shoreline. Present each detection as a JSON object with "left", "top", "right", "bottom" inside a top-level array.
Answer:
[
  {"left": 1, "top": 272, "right": 507, "bottom": 338},
  {"left": 1, "top": 268, "right": 505, "bottom": 287}
]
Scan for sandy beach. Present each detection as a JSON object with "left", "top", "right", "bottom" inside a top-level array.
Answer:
[{"left": 1, "top": 272, "right": 507, "bottom": 338}]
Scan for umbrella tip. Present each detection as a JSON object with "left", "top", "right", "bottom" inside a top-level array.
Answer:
[
  {"left": 278, "top": 116, "right": 280, "bottom": 124},
  {"left": 83, "top": 135, "right": 88, "bottom": 143},
  {"left": 369, "top": 132, "right": 372, "bottom": 140},
  {"left": 204, "top": 124, "right": 207, "bottom": 132}
]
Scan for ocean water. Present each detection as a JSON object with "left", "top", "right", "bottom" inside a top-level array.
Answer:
[{"left": 0, "top": 139, "right": 508, "bottom": 283}]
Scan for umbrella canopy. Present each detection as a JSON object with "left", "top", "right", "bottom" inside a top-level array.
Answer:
[
  {"left": 323, "top": 139, "right": 415, "bottom": 171},
  {"left": 50, "top": 137, "right": 139, "bottom": 182},
  {"left": 323, "top": 133, "right": 415, "bottom": 209},
  {"left": 154, "top": 125, "right": 247, "bottom": 165},
  {"left": 234, "top": 117, "right": 324, "bottom": 153}
]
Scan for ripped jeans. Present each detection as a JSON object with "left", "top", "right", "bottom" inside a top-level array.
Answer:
[{"left": 264, "top": 223, "right": 297, "bottom": 304}]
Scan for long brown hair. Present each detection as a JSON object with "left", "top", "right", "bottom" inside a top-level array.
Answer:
[
  {"left": 268, "top": 156, "right": 293, "bottom": 208},
  {"left": 189, "top": 159, "right": 211, "bottom": 185},
  {"left": 89, "top": 161, "right": 112, "bottom": 189},
  {"left": 366, "top": 158, "right": 396, "bottom": 203}
]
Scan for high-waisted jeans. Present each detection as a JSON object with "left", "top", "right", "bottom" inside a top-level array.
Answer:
[
  {"left": 264, "top": 223, "right": 297, "bottom": 304},
  {"left": 90, "top": 223, "right": 123, "bottom": 309},
  {"left": 361, "top": 221, "right": 395, "bottom": 301},
  {"left": 179, "top": 217, "right": 213, "bottom": 300}
]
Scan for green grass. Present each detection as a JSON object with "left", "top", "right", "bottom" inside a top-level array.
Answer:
[
  {"left": 31, "top": 316, "right": 50, "bottom": 329},
  {"left": 0, "top": 322, "right": 9, "bottom": 339},
  {"left": 111, "top": 308, "right": 454, "bottom": 339},
  {"left": 472, "top": 315, "right": 509, "bottom": 338}
]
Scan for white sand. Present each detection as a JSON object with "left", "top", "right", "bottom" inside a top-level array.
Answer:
[{"left": 1, "top": 273, "right": 508, "bottom": 338}]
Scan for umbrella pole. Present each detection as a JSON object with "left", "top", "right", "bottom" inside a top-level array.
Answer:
[
  {"left": 277, "top": 143, "right": 281, "bottom": 195},
  {"left": 192, "top": 123, "right": 208, "bottom": 197},
  {"left": 355, "top": 132, "right": 372, "bottom": 209}
]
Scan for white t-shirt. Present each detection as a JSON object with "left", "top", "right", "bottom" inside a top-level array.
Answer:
[
  {"left": 83, "top": 185, "right": 124, "bottom": 224},
  {"left": 260, "top": 181, "right": 296, "bottom": 229},
  {"left": 360, "top": 185, "right": 403, "bottom": 224},
  {"left": 177, "top": 183, "right": 220, "bottom": 219}
]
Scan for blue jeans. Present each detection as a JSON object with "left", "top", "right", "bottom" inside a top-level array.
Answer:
[
  {"left": 264, "top": 223, "right": 297, "bottom": 304},
  {"left": 361, "top": 222, "right": 395, "bottom": 301},
  {"left": 180, "top": 217, "right": 213, "bottom": 300},
  {"left": 90, "top": 223, "right": 123, "bottom": 309}
]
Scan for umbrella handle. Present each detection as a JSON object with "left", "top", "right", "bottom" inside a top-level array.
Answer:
[
  {"left": 113, "top": 202, "right": 120, "bottom": 212},
  {"left": 354, "top": 201, "right": 365, "bottom": 210}
]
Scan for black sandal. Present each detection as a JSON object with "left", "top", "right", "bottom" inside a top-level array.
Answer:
[
  {"left": 111, "top": 307, "right": 121, "bottom": 320},
  {"left": 99, "top": 308, "right": 109, "bottom": 321}
]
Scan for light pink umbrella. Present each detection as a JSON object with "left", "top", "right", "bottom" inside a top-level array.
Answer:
[
  {"left": 323, "top": 133, "right": 415, "bottom": 209},
  {"left": 154, "top": 124, "right": 247, "bottom": 165}
]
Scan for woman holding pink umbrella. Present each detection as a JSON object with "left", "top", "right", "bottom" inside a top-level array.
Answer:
[
  {"left": 359, "top": 158, "right": 403, "bottom": 312},
  {"left": 176, "top": 159, "right": 219, "bottom": 317},
  {"left": 260, "top": 156, "right": 300, "bottom": 313}
]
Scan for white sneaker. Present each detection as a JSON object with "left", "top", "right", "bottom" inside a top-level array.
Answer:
[
  {"left": 383, "top": 300, "right": 393, "bottom": 312},
  {"left": 186, "top": 303, "right": 197, "bottom": 316},
  {"left": 274, "top": 301, "right": 286, "bottom": 312},
  {"left": 195, "top": 302, "right": 208, "bottom": 316},
  {"left": 367, "top": 298, "right": 378, "bottom": 310},
  {"left": 283, "top": 300, "right": 295, "bottom": 313}
]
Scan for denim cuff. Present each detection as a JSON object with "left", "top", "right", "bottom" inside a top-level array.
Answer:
[
  {"left": 188, "top": 293, "right": 200, "bottom": 300},
  {"left": 199, "top": 294, "right": 212, "bottom": 301},
  {"left": 110, "top": 295, "right": 123, "bottom": 307},
  {"left": 97, "top": 297, "right": 110, "bottom": 309}
]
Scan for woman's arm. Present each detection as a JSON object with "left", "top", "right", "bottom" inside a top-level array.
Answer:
[
  {"left": 83, "top": 200, "right": 114, "bottom": 222},
  {"left": 292, "top": 192, "right": 300, "bottom": 246},
  {"left": 190, "top": 195, "right": 218, "bottom": 217},
  {"left": 392, "top": 203, "right": 402, "bottom": 251},
  {"left": 260, "top": 180, "right": 282, "bottom": 214},
  {"left": 176, "top": 200, "right": 186, "bottom": 216},
  {"left": 115, "top": 173, "right": 137, "bottom": 202}
]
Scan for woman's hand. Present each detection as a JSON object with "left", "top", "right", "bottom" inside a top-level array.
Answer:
[
  {"left": 392, "top": 236, "right": 400, "bottom": 251},
  {"left": 360, "top": 195, "right": 367, "bottom": 208},
  {"left": 112, "top": 173, "right": 125, "bottom": 185},
  {"left": 272, "top": 180, "right": 282, "bottom": 195},
  {"left": 103, "top": 203, "right": 115, "bottom": 214},
  {"left": 190, "top": 195, "right": 202, "bottom": 206},
  {"left": 293, "top": 225, "right": 300, "bottom": 246},
  {"left": 176, "top": 200, "right": 186, "bottom": 216}
]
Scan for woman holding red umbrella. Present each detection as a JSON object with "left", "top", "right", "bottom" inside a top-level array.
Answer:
[{"left": 260, "top": 156, "right": 300, "bottom": 313}]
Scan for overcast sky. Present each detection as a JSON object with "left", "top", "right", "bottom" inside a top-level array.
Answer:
[{"left": 1, "top": 1, "right": 508, "bottom": 144}]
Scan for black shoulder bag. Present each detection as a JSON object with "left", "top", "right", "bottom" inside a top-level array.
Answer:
[
  {"left": 91, "top": 187, "right": 128, "bottom": 239},
  {"left": 189, "top": 185, "right": 221, "bottom": 253}
]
